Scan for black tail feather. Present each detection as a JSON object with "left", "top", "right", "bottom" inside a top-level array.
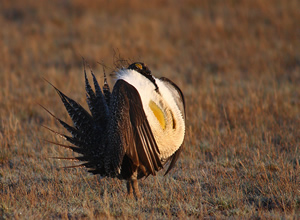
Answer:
[
  {"left": 39, "top": 104, "right": 88, "bottom": 144},
  {"left": 84, "top": 68, "right": 109, "bottom": 127},
  {"left": 42, "top": 125, "right": 89, "bottom": 149},
  {"left": 43, "top": 78, "right": 94, "bottom": 133},
  {"left": 43, "top": 67, "right": 110, "bottom": 177},
  {"left": 42, "top": 125, "right": 67, "bottom": 140},
  {"left": 44, "top": 139, "right": 86, "bottom": 154}
]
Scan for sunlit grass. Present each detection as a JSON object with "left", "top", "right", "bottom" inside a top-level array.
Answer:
[{"left": 0, "top": 0, "right": 299, "bottom": 218}]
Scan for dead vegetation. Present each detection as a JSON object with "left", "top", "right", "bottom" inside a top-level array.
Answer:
[{"left": 0, "top": 0, "right": 299, "bottom": 218}]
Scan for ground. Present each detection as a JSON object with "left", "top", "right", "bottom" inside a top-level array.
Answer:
[{"left": 0, "top": 0, "right": 299, "bottom": 219}]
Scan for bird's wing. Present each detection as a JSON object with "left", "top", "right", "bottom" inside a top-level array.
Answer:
[
  {"left": 159, "top": 77, "right": 186, "bottom": 175},
  {"left": 107, "top": 79, "right": 163, "bottom": 176}
]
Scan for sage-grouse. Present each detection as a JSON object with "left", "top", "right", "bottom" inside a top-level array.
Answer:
[{"left": 45, "top": 62, "right": 186, "bottom": 199}]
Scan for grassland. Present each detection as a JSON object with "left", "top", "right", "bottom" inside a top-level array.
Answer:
[{"left": 0, "top": 0, "right": 299, "bottom": 219}]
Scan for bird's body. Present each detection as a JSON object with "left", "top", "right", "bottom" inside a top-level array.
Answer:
[
  {"left": 45, "top": 62, "right": 185, "bottom": 199},
  {"left": 117, "top": 69, "right": 185, "bottom": 159}
]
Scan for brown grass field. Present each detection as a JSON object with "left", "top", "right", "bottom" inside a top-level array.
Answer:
[{"left": 0, "top": 0, "right": 299, "bottom": 219}]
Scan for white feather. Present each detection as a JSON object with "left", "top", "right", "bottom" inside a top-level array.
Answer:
[{"left": 116, "top": 69, "right": 185, "bottom": 159}]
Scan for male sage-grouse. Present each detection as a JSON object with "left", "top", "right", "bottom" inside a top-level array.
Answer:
[{"left": 44, "top": 62, "right": 186, "bottom": 199}]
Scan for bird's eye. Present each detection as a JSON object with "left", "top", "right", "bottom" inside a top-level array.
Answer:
[{"left": 135, "top": 63, "right": 143, "bottom": 70}]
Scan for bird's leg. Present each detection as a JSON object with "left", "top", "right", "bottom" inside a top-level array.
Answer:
[
  {"left": 131, "top": 170, "right": 141, "bottom": 199},
  {"left": 132, "top": 178, "right": 141, "bottom": 199},
  {"left": 126, "top": 170, "right": 141, "bottom": 199},
  {"left": 126, "top": 180, "right": 133, "bottom": 198}
]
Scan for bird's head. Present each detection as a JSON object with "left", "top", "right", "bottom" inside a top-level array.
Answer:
[
  {"left": 128, "top": 62, "right": 151, "bottom": 76},
  {"left": 128, "top": 62, "right": 158, "bottom": 91}
]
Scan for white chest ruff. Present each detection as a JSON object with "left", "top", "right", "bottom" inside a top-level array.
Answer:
[{"left": 116, "top": 69, "right": 185, "bottom": 159}]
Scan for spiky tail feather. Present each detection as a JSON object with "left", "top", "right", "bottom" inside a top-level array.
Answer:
[{"left": 43, "top": 67, "right": 111, "bottom": 176}]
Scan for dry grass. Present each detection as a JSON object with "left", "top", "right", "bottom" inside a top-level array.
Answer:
[{"left": 0, "top": 0, "right": 299, "bottom": 218}]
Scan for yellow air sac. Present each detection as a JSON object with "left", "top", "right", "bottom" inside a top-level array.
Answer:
[{"left": 149, "top": 100, "right": 166, "bottom": 130}]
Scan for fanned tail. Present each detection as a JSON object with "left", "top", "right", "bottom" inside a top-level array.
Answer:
[{"left": 43, "top": 67, "right": 111, "bottom": 176}]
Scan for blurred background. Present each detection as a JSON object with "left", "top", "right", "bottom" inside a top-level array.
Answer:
[{"left": 0, "top": 0, "right": 299, "bottom": 218}]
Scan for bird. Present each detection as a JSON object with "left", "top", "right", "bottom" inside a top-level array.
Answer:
[{"left": 43, "top": 62, "right": 186, "bottom": 199}]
